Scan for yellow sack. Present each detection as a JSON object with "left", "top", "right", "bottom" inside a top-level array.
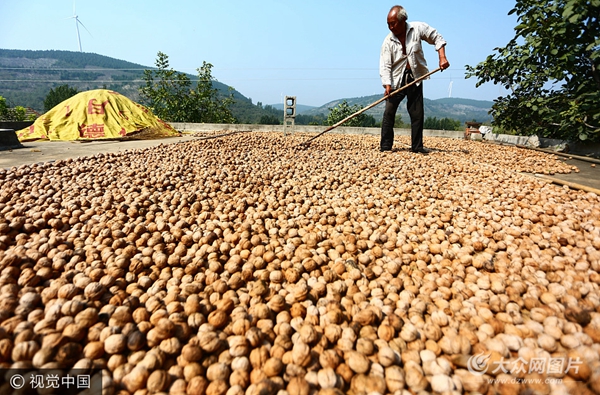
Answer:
[{"left": 17, "top": 89, "right": 180, "bottom": 141}]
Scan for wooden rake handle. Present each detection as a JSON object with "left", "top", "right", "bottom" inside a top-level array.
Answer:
[{"left": 298, "top": 67, "right": 442, "bottom": 148}]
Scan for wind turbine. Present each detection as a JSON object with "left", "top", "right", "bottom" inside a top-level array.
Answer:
[
  {"left": 448, "top": 81, "right": 453, "bottom": 98},
  {"left": 67, "top": 1, "right": 92, "bottom": 52}
]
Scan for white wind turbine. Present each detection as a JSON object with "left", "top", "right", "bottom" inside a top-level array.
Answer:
[{"left": 67, "top": 1, "right": 92, "bottom": 52}]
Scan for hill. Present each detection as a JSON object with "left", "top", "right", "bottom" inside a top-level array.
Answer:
[
  {"left": 0, "top": 49, "right": 276, "bottom": 123},
  {"left": 1, "top": 49, "right": 493, "bottom": 125},
  {"left": 268, "top": 103, "right": 317, "bottom": 115},
  {"left": 302, "top": 95, "right": 493, "bottom": 123}
]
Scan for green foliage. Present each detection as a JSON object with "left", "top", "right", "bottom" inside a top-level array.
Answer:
[
  {"left": 296, "top": 113, "right": 326, "bottom": 126},
  {"left": 394, "top": 114, "right": 407, "bottom": 128},
  {"left": 466, "top": 0, "right": 600, "bottom": 142},
  {"left": 0, "top": 96, "right": 7, "bottom": 120},
  {"left": 424, "top": 117, "right": 462, "bottom": 130},
  {"left": 326, "top": 100, "right": 376, "bottom": 127},
  {"left": 0, "top": 95, "right": 35, "bottom": 121},
  {"left": 44, "top": 85, "right": 80, "bottom": 112},
  {"left": 139, "top": 52, "right": 235, "bottom": 123},
  {"left": 259, "top": 115, "right": 281, "bottom": 125}
]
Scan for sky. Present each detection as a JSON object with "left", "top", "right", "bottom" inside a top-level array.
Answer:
[{"left": 0, "top": 1, "right": 519, "bottom": 107}]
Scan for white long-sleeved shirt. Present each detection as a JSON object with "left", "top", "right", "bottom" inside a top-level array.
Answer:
[{"left": 379, "top": 21, "right": 447, "bottom": 89}]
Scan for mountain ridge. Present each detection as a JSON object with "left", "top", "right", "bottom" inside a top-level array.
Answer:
[{"left": 1, "top": 49, "right": 493, "bottom": 123}]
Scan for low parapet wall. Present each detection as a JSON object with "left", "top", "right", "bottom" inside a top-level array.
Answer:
[{"left": 170, "top": 123, "right": 463, "bottom": 139}]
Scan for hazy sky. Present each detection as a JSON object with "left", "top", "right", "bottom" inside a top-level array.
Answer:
[{"left": 1, "top": 1, "right": 519, "bottom": 107}]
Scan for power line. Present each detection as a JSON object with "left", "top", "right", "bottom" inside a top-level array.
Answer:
[{"left": 0, "top": 66, "right": 468, "bottom": 72}]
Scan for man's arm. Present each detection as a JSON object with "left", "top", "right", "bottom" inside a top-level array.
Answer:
[
  {"left": 438, "top": 45, "right": 450, "bottom": 70},
  {"left": 380, "top": 36, "right": 394, "bottom": 95}
]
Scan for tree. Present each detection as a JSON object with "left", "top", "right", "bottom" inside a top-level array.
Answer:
[
  {"left": 0, "top": 96, "right": 36, "bottom": 121},
  {"left": 44, "top": 85, "right": 79, "bottom": 112},
  {"left": 394, "top": 114, "right": 407, "bottom": 128},
  {"left": 424, "top": 116, "right": 461, "bottom": 130},
  {"left": 466, "top": 0, "right": 600, "bottom": 142},
  {"left": 326, "top": 100, "right": 376, "bottom": 127},
  {"left": 0, "top": 96, "right": 7, "bottom": 120},
  {"left": 139, "top": 51, "right": 235, "bottom": 123},
  {"left": 259, "top": 115, "right": 280, "bottom": 125}
]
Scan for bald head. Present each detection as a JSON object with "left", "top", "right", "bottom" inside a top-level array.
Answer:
[{"left": 388, "top": 5, "right": 408, "bottom": 22}]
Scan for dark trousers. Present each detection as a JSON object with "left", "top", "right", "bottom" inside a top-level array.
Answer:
[{"left": 380, "top": 69, "right": 424, "bottom": 151}]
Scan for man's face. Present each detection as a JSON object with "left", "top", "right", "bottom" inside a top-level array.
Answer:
[{"left": 387, "top": 13, "right": 405, "bottom": 36}]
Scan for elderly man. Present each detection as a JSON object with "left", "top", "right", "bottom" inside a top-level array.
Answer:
[{"left": 379, "top": 5, "right": 449, "bottom": 153}]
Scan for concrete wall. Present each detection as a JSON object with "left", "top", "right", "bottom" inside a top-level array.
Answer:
[
  {"left": 0, "top": 121, "right": 34, "bottom": 131},
  {"left": 170, "top": 123, "right": 463, "bottom": 140},
  {"left": 0, "top": 129, "right": 25, "bottom": 150}
]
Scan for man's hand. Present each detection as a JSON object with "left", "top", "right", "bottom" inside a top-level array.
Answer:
[
  {"left": 384, "top": 85, "right": 393, "bottom": 97},
  {"left": 440, "top": 58, "right": 450, "bottom": 70}
]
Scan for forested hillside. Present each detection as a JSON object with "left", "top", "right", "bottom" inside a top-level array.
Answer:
[
  {"left": 304, "top": 95, "right": 493, "bottom": 124},
  {"left": 0, "top": 49, "right": 278, "bottom": 123}
]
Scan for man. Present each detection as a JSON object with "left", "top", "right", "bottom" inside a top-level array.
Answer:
[{"left": 379, "top": 5, "right": 449, "bottom": 153}]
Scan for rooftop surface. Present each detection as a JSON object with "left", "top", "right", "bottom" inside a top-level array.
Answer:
[{"left": 1, "top": 134, "right": 599, "bottom": 194}]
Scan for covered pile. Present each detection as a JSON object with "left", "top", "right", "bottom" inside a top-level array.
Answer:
[{"left": 16, "top": 89, "right": 179, "bottom": 142}]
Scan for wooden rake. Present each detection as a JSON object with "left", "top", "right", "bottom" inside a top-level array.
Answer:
[{"left": 297, "top": 67, "right": 442, "bottom": 148}]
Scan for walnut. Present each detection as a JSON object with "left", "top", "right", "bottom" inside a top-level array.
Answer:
[
  {"left": 62, "top": 322, "right": 88, "bottom": 342},
  {"left": 107, "top": 354, "right": 127, "bottom": 372},
  {"left": 122, "top": 365, "right": 150, "bottom": 393},
  {"left": 345, "top": 350, "right": 371, "bottom": 374},
  {"left": 181, "top": 343, "right": 203, "bottom": 363},
  {"left": 262, "top": 357, "right": 284, "bottom": 377},
  {"left": 74, "top": 307, "right": 99, "bottom": 328},
  {"left": 12, "top": 340, "right": 39, "bottom": 362},
  {"left": 356, "top": 338, "right": 375, "bottom": 356},
  {"left": 385, "top": 365, "right": 405, "bottom": 393},
  {"left": 353, "top": 308, "right": 378, "bottom": 326},
  {"left": 230, "top": 370, "right": 250, "bottom": 388},
  {"left": 249, "top": 346, "right": 270, "bottom": 370},
  {"left": 146, "top": 369, "right": 171, "bottom": 393},
  {"left": 291, "top": 342, "right": 311, "bottom": 367},
  {"left": 206, "top": 362, "right": 230, "bottom": 382},
  {"left": 231, "top": 319, "right": 251, "bottom": 336},
  {"left": 351, "top": 373, "right": 386, "bottom": 394},
  {"left": 56, "top": 342, "right": 82, "bottom": 367},
  {"left": 245, "top": 327, "right": 264, "bottom": 347},
  {"left": 299, "top": 324, "right": 319, "bottom": 344},
  {"left": 186, "top": 376, "right": 209, "bottom": 395},
  {"left": 183, "top": 362, "right": 204, "bottom": 382},
  {"left": 32, "top": 347, "right": 54, "bottom": 368},
  {"left": 84, "top": 282, "right": 105, "bottom": 300},
  {"left": 198, "top": 331, "right": 223, "bottom": 353},
  {"left": 319, "top": 349, "right": 341, "bottom": 369},
  {"left": 206, "top": 380, "right": 228, "bottom": 395},
  {"left": 109, "top": 306, "right": 133, "bottom": 327},
  {"left": 159, "top": 337, "right": 182, "bottom": 355},
  {"left": 126, "top": 330, "right": 146, "bottom": 351},
  {"left": 228, "top": 335, "right": 249, "bottom": 357},
  {"left": 83, "top": 341, "right": 105, "bottom": 360},
  {"left": 287, "top": 377, "right": 310, "bottom": 395},
  {"left": 0, "top": 338, "right": 13, "bottom": 362},
  {"left": 377, "top": 346, "right": 398, "bottom": 367},
  {"left": 317, "top": 368, "right": 339, "bottom": 389},
  {"left": 104, "top": 334, "right": 127, "bottom": 355}
]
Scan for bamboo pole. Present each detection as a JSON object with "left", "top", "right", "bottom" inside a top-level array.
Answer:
[{"left": 298, "top": 67, "right": 442, "bottom": 148}]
